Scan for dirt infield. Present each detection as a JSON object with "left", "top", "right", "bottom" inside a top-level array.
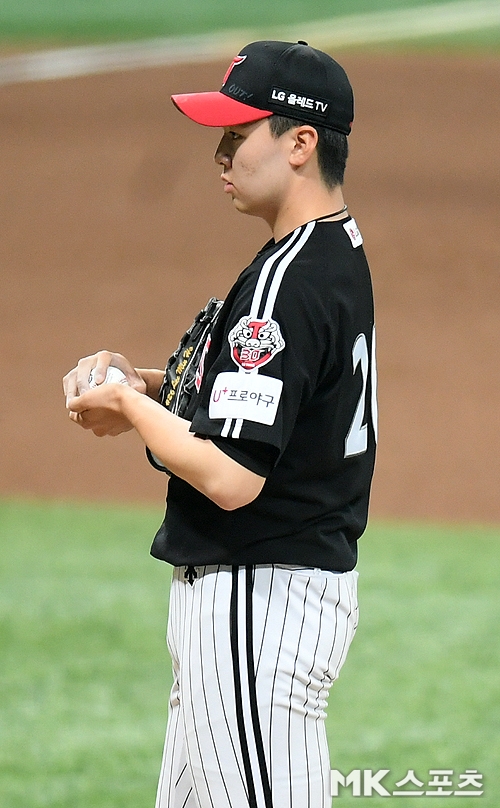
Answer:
[{"left": 1, "top": 53, "right": 498, "bottom": 523}]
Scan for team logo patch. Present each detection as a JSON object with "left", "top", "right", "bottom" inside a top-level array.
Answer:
[
  {"left": 228, "top": 316, "right": 285, "bottom": 371},
  {"left": 222, "top": 54, "right": 247, "bottom": 87}
]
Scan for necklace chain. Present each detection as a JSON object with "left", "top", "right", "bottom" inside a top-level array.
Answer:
[{"left": 314, "top": 204, "right": 348, "bottom": 222}]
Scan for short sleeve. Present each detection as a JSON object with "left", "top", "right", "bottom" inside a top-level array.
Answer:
[
  {"left": 211, "top": 436, "right": 278, "bottom": 477},
  {"left": 190, "top": 224, "right": 337, "bottom": 457}
]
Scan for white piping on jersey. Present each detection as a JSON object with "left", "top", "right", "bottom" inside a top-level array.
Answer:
[
  {"left": 261, "top": 221, "right": 316, "bottom": 322},
  {"left": 249, "top": 227, "right": 302, "bottom": 320},
  {"left": 232, "top": 418, "right": 244, "bottom": 439},
  {"left": 222, "top": 221, "right": 317, "bottom": 441}
]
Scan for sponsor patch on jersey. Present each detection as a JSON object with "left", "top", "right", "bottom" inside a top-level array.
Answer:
[
  {"left": 343, "top": 218, "right": 363, "bottom": 248},
  {"left": 228, "top": 316, "right": 285, "bottom": 371},
  {"left": 209, "top": 371, "right": 282, "bottom": 426}
]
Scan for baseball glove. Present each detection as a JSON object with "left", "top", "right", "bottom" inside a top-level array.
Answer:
[{"left": 146, "top": 297, "right": 224, "bottom": 474}]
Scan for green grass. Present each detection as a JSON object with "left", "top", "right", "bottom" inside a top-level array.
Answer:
[
  {"left": 352, "top": 26, "right": 500, "bottom": 55},
  {"left": 0, "top": 0, "right": 491, "bottom": 46},
  {"left": 1, "top": 500, "right": 499, "bottom": 807},
  {"left": 330, "top": 521, "right": 500, "bottom": 805},
  {"left": 0, "top": 499, "right": 169, "bottom": 808}
]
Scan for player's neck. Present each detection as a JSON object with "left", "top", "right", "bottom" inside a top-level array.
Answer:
[{"left": 271, "top": 186, "right": 346, "bottom": 242}]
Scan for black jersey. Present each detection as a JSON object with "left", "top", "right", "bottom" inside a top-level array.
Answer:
[{"left": 151, "top": 217, "right": 377, "bottom": 571}]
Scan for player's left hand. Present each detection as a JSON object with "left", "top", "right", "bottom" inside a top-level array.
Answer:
[{"left": 67, "top": 383, "right": 136, "bottom": 437}]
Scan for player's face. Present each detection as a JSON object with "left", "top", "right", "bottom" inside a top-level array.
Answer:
[{"left": 214, "top": 119, "right": 292, "bottom": 224}]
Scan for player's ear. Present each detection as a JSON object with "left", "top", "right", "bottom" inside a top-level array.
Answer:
[{"left": 288, "top": 125, "right": 318, "bottom": 168}]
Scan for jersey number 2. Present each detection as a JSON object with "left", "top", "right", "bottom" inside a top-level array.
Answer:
[{"left": 344, "top": 328, "right": 378, "bottom": 458}]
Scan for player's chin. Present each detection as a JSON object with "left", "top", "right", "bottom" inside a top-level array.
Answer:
[
  {"left": 91, "top": 427, "right": 109, "bottom": 437},
  {"left": 231, "top": 197, "right": 259, "bottom": 217},
  {"left": 231, "top": 199, "right": 248, "bottom": 215}
]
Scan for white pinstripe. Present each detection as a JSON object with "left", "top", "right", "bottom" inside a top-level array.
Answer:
[{"left": 155, "top": 564, "right": 358, "bottom": 808}]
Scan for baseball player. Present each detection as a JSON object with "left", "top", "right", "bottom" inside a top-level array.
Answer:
[{"left": 63, "top": 41, "right": 377, "bottom": 808}]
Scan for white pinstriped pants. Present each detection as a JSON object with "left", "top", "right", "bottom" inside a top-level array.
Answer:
[{"left": 155, "top": 564, "right": 359, "bottom": 808}]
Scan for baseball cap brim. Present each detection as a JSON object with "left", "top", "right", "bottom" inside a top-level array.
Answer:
[{"left": 171, "top": 91, "right": 273, "bottom": 127}]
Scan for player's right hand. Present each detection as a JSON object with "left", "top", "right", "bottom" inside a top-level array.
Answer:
[{"left": 63, "top": 350, "right": 147, "bottom": 406}]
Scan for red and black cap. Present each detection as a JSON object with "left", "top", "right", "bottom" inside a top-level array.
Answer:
[{"left": 171, "top": 40, "right": 354, "bottom": 135}]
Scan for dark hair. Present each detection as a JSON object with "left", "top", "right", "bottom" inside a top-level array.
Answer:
[{"left": 268, "top": 115, "right": 348, "bottom": 188}]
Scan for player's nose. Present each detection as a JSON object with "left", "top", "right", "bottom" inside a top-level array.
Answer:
[{"left": 214, "top": 135, "right": 232, "bottom": 167}]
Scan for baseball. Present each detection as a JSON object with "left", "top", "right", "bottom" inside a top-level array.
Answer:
[{"left": 88, "top": 366, "right": 128, "bottom": 388}]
